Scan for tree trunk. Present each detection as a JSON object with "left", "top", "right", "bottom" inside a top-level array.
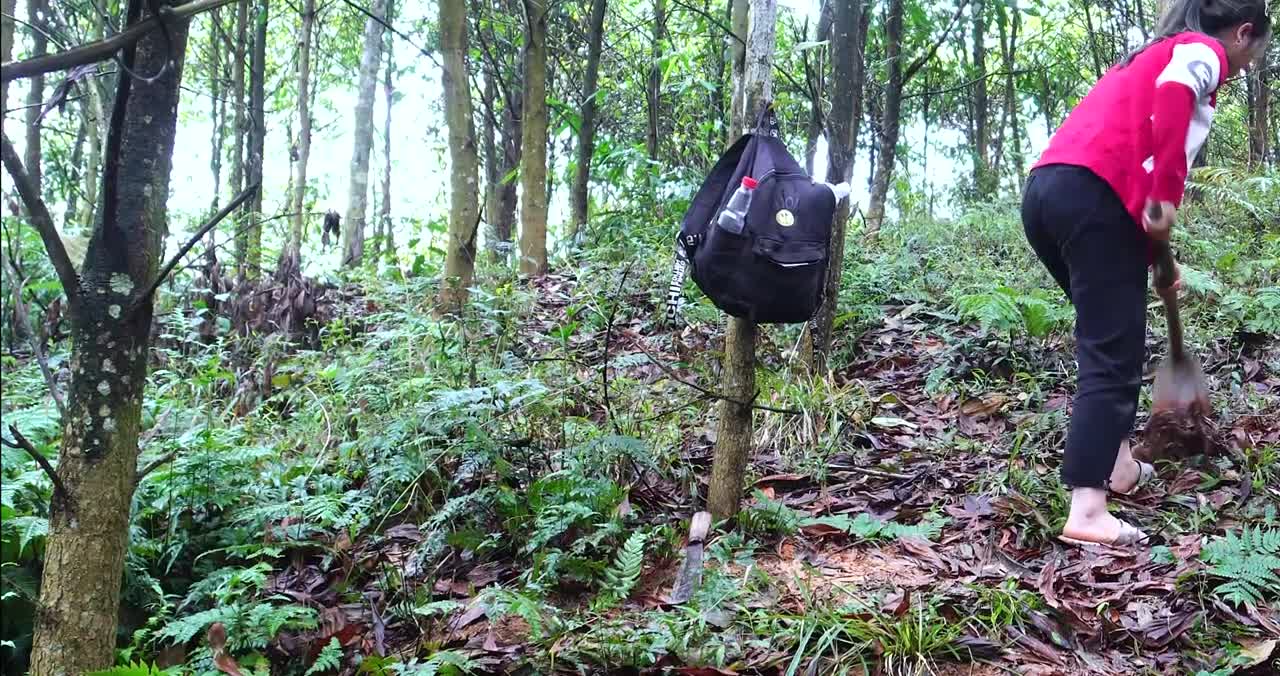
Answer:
[
  {"left": 495, "top": 75, "right": 521, "bottom": 261},
  {"left": 74, "top": 9, "right": 108, "bottom": 234},
  {"left": 1248, "top": 65, "right": 1270, "bottom": 166},
  {"left": 1004, "top": 0, "right": 1024, "bottom": 183},
  {"left": 439, "top": 0, "right": 481, "bottom": 309},
  {"left": 804, "top": 1, "right": 832, "bottom": 175},
  {"left": 229, "top": 0, "right": 248, "bottom": 262},
  {"left": 24, "top": 0, "right": 48, "bottom": 195},
  {"left": 707, "top": 0, "right": 775, "bottom": 523},
  {"left": 646, "top": 0, "right": 666, "bottom": 163},
  {"left": 243, "top": 0, "right": 268, "bottom": 279},
  {"left": 342, "top": 0, "right": 388, "bottom": 268},
  {"left": 728, "top": 0, "right": 749, "bottom": 136},
  {"left": 864, "top": 0, "right": 904, "bottom": 234},
  {"left": 811, "top": 0, "right": 868, "bottom": 367},
  {"left": 519, "top": 0, "right": 549, "bottom": 276},
  {"left": 18, "top": 2, "right": 191, "bottom": 670},
  {"left": 971, "top": 0, "right": 994, "bottom": 197},
  {"left": 288, "top": 0, "right": 316, "bottom": 261},
  {"left": 378, "top": 0, "right": 395, "bottom": 261},
  {"left": 0, "top": 0, "right": 14, "bottom": 127},
  {"left": 208, "top": 10, "right": 225, "bottom": 214},
  {"left": 570, "top": 0, "right": 607, "bottom": 243}
]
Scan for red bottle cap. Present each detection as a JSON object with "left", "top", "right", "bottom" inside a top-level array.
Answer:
[{"left": 741, "top": 177, "right": 758, "bottom": 189}]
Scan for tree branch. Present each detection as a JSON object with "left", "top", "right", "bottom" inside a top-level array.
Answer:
[
  {"left": 631, "top": 339, "right": 801, "bottom": 416},
  {"left": 903, "top": 0, "right": 970, "bottom": 85},
  {"left": 135, "top": 449, "right": 176, "bottom": 484},
  {"left": 1, "top": 0, "right": 239, "bottom": 84},
  {"left": 131, "top": 182, "right": 259, "bottom": 312},
  {"left": 336, "top": 0, "right": 441, "bottom": 69},
  {"left": 1, "top": 133, "right": 81, "bottom": 301},
  {"left": 903, "top": 68, "right": 1037, "bottom": 100},
  {"left": 2, "top": 425, "right": 73, "bottom": 510}
]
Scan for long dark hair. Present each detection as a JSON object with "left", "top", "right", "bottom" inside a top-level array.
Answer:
[{"left": 1122, "top": 0, "right": 1272, "bottom": 65}]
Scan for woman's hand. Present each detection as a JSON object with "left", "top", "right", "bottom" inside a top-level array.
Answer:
[{"left": 1143, "top": 200, "right": 1176, "bottom": 240}]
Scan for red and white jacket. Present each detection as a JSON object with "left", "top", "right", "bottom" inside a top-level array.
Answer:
[{"left": 1034, "top": 32, "right": 1228, "bottom": 229}]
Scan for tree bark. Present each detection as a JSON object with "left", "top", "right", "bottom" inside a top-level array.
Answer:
[
  {"left": 518, "top": 0, "right": 549, "bottom": 276},
  {"left": 569, "top": 0, "right": 607, "bottom": 243},
  {"left": 378, "top": 0, "right": 395, "bottom": 261},
  {"left": 207, "top": 10, "right": 225, "bottom": 214},
  {"left": 971, "top": 0, "right": 994, "bottom": 197},
  {"left": 0, "top": 0, "right": 14, "bottom": 124},
  {"left": 646, "top": 0, "right": 666, "bottom": 163},
  {"left": 1003, "top": 0, "right": 1024, "bottom": 183},
  {"left": 24, "top": 0, "right": 48, "bottom": 195},
  {"left": 20, "top": 1, "right": 191, "bottom": 670},
  {"left": 728, "top": 0, "right": 749, "bottom": 136},
  {"left": 287, "top": 0, "right": 316, "bottom": 261},
  {"left": 229, "top": 0, "right": 248, "bottom": 262},
  {"left": 707, "top": 0, "right": 775, "bottom": 523},
  {"left": 243, "top": 0, "right": 268, "bottom": 279},
  {"left": 342, "top": 0, "right": 388, "bottom": 268},
  {"left": 804, "top": 0, "right": 832, "bottom": 175},
  {"left": 811, "top": 0, "right": 868, "bottom": 367},
  {"left": 864, "top": 0, "right": 904, "bottom": 234},
  {"left": 1248, "top": 64, "right": 1269, "bottom": 166},
  {"left": 439, "top": 0, "right": 481, "bottom": 309}
]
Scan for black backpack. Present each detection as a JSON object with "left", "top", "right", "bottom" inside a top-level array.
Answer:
[{"left": 668, "top": 104, "right": 837, "bottom": 325}]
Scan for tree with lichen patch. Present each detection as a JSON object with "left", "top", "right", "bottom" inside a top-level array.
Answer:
[{"left": 0, "top": 0, "right": 220, "bottom": 670}]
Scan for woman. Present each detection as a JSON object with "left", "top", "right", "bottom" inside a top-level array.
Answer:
[{"left": 1021, "top": 0, "right": 1271, "bottom": 547}]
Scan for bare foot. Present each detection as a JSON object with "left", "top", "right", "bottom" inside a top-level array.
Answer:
[{"left": 1062, "top": 511, "right": 1134, "bottom": 544}]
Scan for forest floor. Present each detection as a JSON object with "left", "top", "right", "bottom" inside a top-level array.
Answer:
[{"left": 3, "top": 208, "right": 1278, "bottom": 676}]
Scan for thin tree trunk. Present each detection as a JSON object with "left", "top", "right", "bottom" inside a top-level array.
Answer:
[
  {"left": 342, "top": 0, "right": 388, "bottom": 268},
  {"left": 495, "top": 74, "right": 521, "bottom": 260},
  {"left": 971, "top": 0, "right": 993, "bottom": 197},
  {"left": 1005, "top": 0, "right": 1024, "bottom": 183},
  {"left": 707, "top": 0, "right": 776, "bottom": 523},
  {"left": 439, "top": 0, "right": 481, "bottom": 309},
  {"left": 811, "top": 0, "right": 868, "bottom": 367},
  {"left": 709, "top": 0, "right": 727, "bottom": 150},
  {"left": 570, "top": 0, "right": 607, "bottom": 243},
  {"left": 804, "top": 0, "right": 832, "bottom": 175},
  {"left": 728, "top": 0, "right": 749, "bottom": 136},
  {"left": 244, "top": 0, "right": 268, "bottom": 279},
  {"left": 20, "top": 1, "right": 192, "bottom": 670},
  {"left": 208, "top": 10, "right": 225, "bottom": 214},
  {"left": 646, "top": 0, "right": 666, "bottom": 163},
  {"left": 378, "top": 0, "right": 395, "bottom": 261},
  {"left": 75, "top": 8, "right": 107, "bottom": 233},
  {"left": 864, "top": 0, "right": 904, "bottom": 234},
  {"left": 24, "top": 0, "right": 48, "bottom": 195},
  {"left": 1248, "top": 65, "right": 1269, "bottom": 166},
  {"left": 519, "top": 0, "right": 549, "bottom": 276},
  {"left": 288, "top": 0, "right": 316, "bottom": 261},
  {"left": 0, "top": 0, "right": 14, "bottom": 128},
  {"left": 229, "top": 0, "right": 248, "bottom": 262}
]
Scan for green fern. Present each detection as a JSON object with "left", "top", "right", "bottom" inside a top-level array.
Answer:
[
  {"left": 305, "top": 637, "right": 343, "bottom": 674},
  {"left": 1201, "top": 527, "right": 1280, "bottom": 607},
  {"left": 956, "top": 287, "right": 1023, "bottom": 334},
  {"left": 594, "top": 531, "right": 647, "bottom": 610},
  {"left": 85, "top": 662, "right": 169, "bottom": 676}
]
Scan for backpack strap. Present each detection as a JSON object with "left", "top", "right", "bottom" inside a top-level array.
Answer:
[{"left": 753, "top": 101, "right": 780, "bottom": 138}]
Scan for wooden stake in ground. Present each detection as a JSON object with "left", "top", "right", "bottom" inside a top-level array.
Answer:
[{"left": 706, "top": 0, "right": 777, "bottom": 523}]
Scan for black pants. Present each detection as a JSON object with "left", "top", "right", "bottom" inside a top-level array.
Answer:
[{"left": 1021, "top": 165, "right": 1148, "bottom": 489}]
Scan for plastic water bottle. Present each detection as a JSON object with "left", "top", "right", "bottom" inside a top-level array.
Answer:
[{"left": 716, "top": 176, "right": 758, "bottom": 234}]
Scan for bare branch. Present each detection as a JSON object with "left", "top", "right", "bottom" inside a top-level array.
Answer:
[
  {"left": 903, "top": 0, "right": 970, "bottom": 84},
  {"left": 336, "top": 0, "right": 441, "bottom": 69},
  {"left": 1, "top": 0, "right": 238, "bottom": 84},
  {"left": 132, "top": 182, "right": 259, "bottom": 312},
  {"left": 6, "top": 269, "right": 67, "bottom": 417},
  {"left": 1, "top": 133, "right": 81, "bottom": 301},
  {"left": 903, "top": 68, "right": 1037, "bottom": 100},
  {"left": 631, "top": 339, "right": 802, "bottom": 416},
  {"left": 135, "top": 450, "right": 176, "bottom": 484},
  {"left": 2, "top": 425, "right": 73, "bottom": 511}
]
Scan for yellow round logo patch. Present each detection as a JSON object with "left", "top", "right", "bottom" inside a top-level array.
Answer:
[{"left": 776, "top": 209, "right": 795, "bottom": 227}]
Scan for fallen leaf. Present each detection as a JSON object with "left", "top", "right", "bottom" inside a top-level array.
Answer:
[
  {"left": 1240, "top": 638, "right": 1277, "bottom": 667},
  {"left": 871, "top": 416, "right": 917, "bottom": 430}
]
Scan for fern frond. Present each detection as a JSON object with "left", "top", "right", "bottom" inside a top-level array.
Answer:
[
  {"left": 305, "top": 637, "right": 343, "bottom": 675},
  {"left": 594, "top": 531, "right": 647, "bottom": 610},
  {"left": 1201, "top": 527, "right": 1280, "bottom": 607}
]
